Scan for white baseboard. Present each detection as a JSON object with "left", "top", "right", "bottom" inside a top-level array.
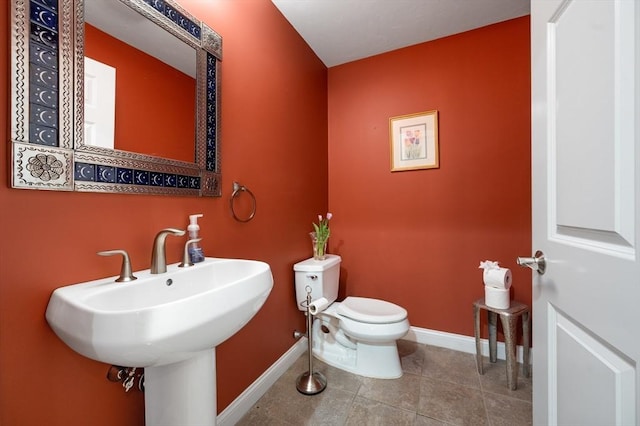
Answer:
[
  {"left": 216, "top": 326, "right": 532, "bottom": 425},
  {"left": 404, "top": 326, "right": 531, "bottom": 365},
  {"left": 216, "top": 338, "right": 307, "bottom": 426}
]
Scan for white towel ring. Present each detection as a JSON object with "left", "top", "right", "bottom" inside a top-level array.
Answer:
[{"left": 230, "top": 181, "right": 256, "bottom": 222}]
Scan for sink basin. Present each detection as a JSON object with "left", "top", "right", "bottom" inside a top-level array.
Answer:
[{"left": 45, "top": 257, "right": 273, "bottom": 367}]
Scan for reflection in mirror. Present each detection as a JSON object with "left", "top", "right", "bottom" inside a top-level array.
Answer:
[
  {"left": 84, "top": 56, "right": 116, "bottom": 150},
  {"left": 9, "top": 0, "right": 222, "bottom": 196},
  {"left": 83, "top": 0, "right": 196, "bottom": 162}
]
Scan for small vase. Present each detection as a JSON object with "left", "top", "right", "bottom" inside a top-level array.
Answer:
[{"left": 310, "top": 232, "right": 328, "bottom": 260}]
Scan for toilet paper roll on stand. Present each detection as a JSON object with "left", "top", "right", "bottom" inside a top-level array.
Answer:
[
  {"left": 308, "top": 297, "right": 330, "bottom": 315},
  {"left": 484, "top": 286, "right": 510, "bottom": 309},
  {"left": 483, "top": 267, "right": 512, "bottom": 289}
]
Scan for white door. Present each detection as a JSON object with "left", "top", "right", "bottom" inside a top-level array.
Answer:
[
  {"left": 531, "top": 0, "right": 640, "bottom": 424},
  {"left": 84, "top": 57, "right": 116, "bottom": 149}
]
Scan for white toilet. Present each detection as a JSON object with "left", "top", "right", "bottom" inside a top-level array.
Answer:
[{"left": 294, "top": 254, "right": 410, "bottom": 379}]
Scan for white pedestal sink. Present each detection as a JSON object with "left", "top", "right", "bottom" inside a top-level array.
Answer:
[
  {"left": 145, "top": 350, "right": 217, "bottom": 425},
  {"left": 45, "top": 258, "right": 273, "bottom": 425}
]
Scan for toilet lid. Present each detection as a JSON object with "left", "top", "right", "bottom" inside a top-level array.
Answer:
[{"left": 337, "top": 297, "right": 407, "bottom": 324}]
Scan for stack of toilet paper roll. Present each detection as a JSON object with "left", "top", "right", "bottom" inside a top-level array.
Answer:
[{"left": 479, "top": 260, "right": 512, "bottom": 309}]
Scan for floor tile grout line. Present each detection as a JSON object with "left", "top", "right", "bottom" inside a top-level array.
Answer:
[
  {"left": 341, "top": 387, "right": 359, "bottom": 425},
  {"left": 478, "top": 368, "right": 493, "bottom": 426},
  {"left": 237, "top": 342, "right": 531, "bottom": 425},
  {"left": 482, "top": 387, "right": 533, "bottom": 404}
]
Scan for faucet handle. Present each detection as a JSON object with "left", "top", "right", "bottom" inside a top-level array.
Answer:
[
  {"left": 179, "top": 238, "right": 202, "bottom": 268},
  {"left": 97, "top": 250, "right": 137, "bottom": 282}
]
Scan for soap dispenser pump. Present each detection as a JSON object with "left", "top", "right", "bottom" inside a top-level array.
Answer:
[{"left": 187, "top": 214, "right": 205, "bottom": 263}]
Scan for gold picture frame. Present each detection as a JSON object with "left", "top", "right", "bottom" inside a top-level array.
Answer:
[{"left": 389, "top": 110, "right": 439, "bottom": 172}]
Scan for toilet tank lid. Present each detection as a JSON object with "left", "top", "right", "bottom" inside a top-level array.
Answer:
[
  {"left": 338, "top": 296, "right": 407, "bottom": 324},
  {"left": 293, "top": 254, "right": 341, "bottom": 272}
]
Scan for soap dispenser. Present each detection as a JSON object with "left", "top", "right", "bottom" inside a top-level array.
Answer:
[{"left": 187, "top": 214, "right": 205, "bottom": 263}]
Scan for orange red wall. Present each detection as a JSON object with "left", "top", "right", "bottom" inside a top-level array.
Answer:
[
  {"left": 1, "top": 1, "right": 326, "bottom": 424},
  {"left": 0, "top": 1, "right": 531, "bottom": 424},
  {"left": 85, "top": 24, "right": 195, "bottom": 162},
  {"left": 327, "top": 17, "right": 531, "bottom": 336}
]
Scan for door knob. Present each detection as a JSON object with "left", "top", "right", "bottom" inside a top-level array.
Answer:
[{"left": 516, "top": 250, "right": 546, "bottom": 275}]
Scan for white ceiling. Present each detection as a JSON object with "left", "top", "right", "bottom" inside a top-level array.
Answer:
[
  {"left": 86, "top": 0, "right": 196, "bottom": 77},
  {"left": 271, "top": 0, "right": 530, "bottom": 67}
]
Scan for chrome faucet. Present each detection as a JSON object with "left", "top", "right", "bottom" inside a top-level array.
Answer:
[{"left": 151, "top": 228, "right": 186, "bottom": 274}]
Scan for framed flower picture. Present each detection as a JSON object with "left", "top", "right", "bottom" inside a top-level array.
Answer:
[{"left": 389, "top": 110, "right": 439, "bottom": 172}]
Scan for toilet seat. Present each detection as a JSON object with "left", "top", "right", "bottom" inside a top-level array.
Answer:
[{"left": 337, "top": 296, "right": 407, "bottom": 324}]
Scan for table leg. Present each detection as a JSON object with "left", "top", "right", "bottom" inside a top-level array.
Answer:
[
  {"left": 488, "top": 311, "right": 497, "bottom": 363},
  {"left": 523, "top": 310, "right": 530, "bottom": 378},
  {"left": 500, "top": 314, "right": 518, "bottom": 390},
  {"left": 474, "top": 304, "right": 482, "bottom": 374}
]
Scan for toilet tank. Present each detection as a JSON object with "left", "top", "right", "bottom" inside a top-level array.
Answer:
[{"left": 293, "top": 254, "right": 341, "bottom": 311}]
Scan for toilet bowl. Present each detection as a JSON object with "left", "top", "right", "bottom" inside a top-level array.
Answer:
[{"left": 294, "top": 255, "right": 410, "bottom": 379}]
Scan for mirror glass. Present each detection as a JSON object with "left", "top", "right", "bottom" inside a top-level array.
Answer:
[
  {"left": 9, "top": 0, "right": 222, "bottom": 196},
  {"left": 83, "top": 0, "right": 195, "bottom": 162}
]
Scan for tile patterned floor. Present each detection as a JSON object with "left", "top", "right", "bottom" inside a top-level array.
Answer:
[{"left": 237, "top": 341, "right": 532, "bottom": 425}]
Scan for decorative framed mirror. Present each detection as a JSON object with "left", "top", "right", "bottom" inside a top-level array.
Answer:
[{"left": 9, "top": 0, "right": 222, "bottom": 196}]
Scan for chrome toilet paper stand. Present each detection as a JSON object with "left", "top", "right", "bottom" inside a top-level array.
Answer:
[{"left": 294, "top": 288, "right": 327, "bottom": 395}]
